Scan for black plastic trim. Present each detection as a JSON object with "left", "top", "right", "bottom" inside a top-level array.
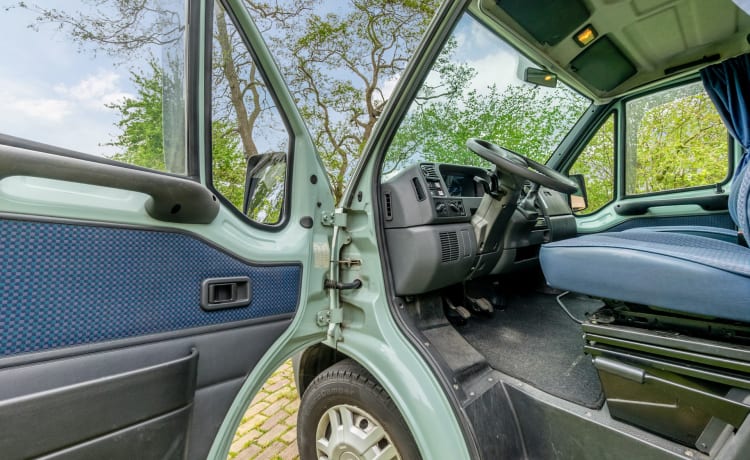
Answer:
[
  {"left": 186, "top": 0, "right": 201, "bottom": 179},
  {"left": 200, "top": 276, "right": 253, "bottom": 310},
  {"left": 583, "top": 323, "right": 750, "bottom": 362},
  {"left": 0, "top": 349, "right": 198, "bottom": 459},
  {"left": 41, "top": 405, "right": 193, "bottom": 460}
]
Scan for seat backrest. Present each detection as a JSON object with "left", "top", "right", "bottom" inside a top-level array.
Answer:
[{"left": 732, "top": 161, "right": 750, "bottom": 237}]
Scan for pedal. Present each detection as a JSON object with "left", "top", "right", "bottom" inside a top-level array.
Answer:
[
  {"left": 467, "top": 296, "right": 494, "bottom": 313},
  {"left": 446, "top": 298, "right": 472, "bottom": 320},
  {"left": 455, "top": 305, "right": 471, "bottom": 319}
]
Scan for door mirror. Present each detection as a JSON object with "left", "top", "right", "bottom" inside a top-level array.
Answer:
[
  {"left": 568, "top": 173, "right": 588, "bottom": 212},
  {"left": 524, "top": 68, "right": 558, "bottom": 88},
  {"left": 243, "top": 151, "right": 287, "bottom": 222}
]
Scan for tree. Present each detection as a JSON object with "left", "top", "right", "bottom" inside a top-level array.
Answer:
[
  {"left": 285, "top": 0, "right": 439, "bottom": 199},
  {"left": 108, "top": 61, "right": 246, "bottom": 206},
  {"left": 107, "top": 61, "right": 169, "bottom": 171},
  {"left": 17, "top": 0, "right": 438, "bottom": 203},
  {"left": 386, "top": 84, "right": 589, "bottom": 173},
  {"left": 628, "top": 91, "right": 727, "bottom": 194},
  {"left": 569, "top": 116, "right": 615, "bottom": 213},
  {"left": 19, "top": 1, "right": 726, "bottom": 210}
]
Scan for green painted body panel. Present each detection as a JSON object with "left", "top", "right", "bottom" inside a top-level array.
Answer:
[{"left": 209, "top": 0, "right": 471, "bottom": 458}]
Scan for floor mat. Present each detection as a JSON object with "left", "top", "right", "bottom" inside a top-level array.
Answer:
[{"left": 457, "top": 292, "right": 604, "bottom": 408}]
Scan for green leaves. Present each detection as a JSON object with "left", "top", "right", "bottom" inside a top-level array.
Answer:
[
  {"left": 388, "top": 84, "right": 589, "bottom": 172},
  {"left": 108, "top": 61, "right": 168, "bottom": 171},
  {"left": 108, "top": 59, "right": 247, "bottom": 210},
  {"left": 626, "top": 89, "right": 727, "bottom": 195},
  {"left": 286, "top": 0, "right": 440, "bottom": 200}
]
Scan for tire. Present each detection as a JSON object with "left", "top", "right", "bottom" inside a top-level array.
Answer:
[{"left": 297, "top": 359, "right": 421, "bottom": 460}]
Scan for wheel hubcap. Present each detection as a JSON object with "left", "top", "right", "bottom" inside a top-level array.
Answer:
[{"left": 315, "top": 404, "right": 400, "bottom": 460}]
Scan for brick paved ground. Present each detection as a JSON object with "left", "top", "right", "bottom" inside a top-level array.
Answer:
[{"left": 228, "top": 360, "right": 300, "bottom": 460}]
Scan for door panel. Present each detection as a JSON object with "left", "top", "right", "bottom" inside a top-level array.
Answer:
[
  {"left": 43, "top": 408, "right": 193, "bottom": 460},
  {"left": 0, "top": 215, "right": 302, "bottom": 459},
  {"left": 0, "top": 217, "right": 300, "bottom": 356}
]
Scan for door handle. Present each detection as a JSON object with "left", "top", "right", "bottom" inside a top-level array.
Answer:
[{"left": 200, "top": 277, "right": 252, "bottom": 310}]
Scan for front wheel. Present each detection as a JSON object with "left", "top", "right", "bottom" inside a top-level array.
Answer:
[{"left": 297, "top": 359, "right": 421, "bottom": 460}]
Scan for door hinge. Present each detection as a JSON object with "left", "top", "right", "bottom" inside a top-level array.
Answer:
[
  {"left": 321, "top": 210, "right": 347, "bottom": 227},
  {"left": 334, "top": 258, "right": 361, "bottom": 269},
  {"left": 320, "top": 208, "right": 355, "bottom": 344},
  {"left": 316, "top": 309, "right": 343, "bottom": 327}
]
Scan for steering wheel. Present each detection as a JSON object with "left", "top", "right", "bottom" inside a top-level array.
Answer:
[{"left": 466, "top": 138, "right": 578, "bottom": 194}]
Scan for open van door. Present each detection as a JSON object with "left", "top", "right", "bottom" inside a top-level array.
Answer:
[{"left": 0, "top": 1, "right": 334, "bottom": 458}]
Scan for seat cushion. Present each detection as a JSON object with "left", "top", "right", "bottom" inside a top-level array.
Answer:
[{"left": 540, "top": 231, "right": 750, "bottom": 323}]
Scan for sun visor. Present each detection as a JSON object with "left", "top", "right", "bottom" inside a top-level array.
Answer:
[
  {"left": 569, "top": 36, "right": 637, "bottom": 92},
  {"left": 495, "top": 0, "right": 590, "bottom": 46}
]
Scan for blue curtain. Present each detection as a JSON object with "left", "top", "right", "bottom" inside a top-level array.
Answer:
[{"left": 701, "top": 53, "right": 750, "bottom": 226}]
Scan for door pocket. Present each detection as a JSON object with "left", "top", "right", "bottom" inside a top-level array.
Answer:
[{"left": 0, "top": 348, "right": 199, "bottom": 459}]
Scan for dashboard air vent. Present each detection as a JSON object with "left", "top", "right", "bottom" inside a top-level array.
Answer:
[
  {"left": 439, "top": 231, "right": 460, "bottom": 263},
  {"left": 412, "top": 178, "right": 426, "bottom": 201},
  {"left": 420, "top": 164, "right": 440, "bottom": 180},
  {"left": 384, "top": 191, "right": 393, "bottom": 221}
]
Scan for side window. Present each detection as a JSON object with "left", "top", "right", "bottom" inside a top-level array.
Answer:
[
  {"left": 210, "top": 2, "right": 288, "bottom": 225},
  {"left": 1, "top": 1, "right": 188, "bottom": 175},
  {"left": 625, "top": 81, "right": 729, "bottom": 195},
  {"left": 569, "top": 115, "right": 615, "bottom": 215}
]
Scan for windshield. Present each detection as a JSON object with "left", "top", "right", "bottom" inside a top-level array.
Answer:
[{"left": 383, "top": 13, "right": 591, "bottom": 177}]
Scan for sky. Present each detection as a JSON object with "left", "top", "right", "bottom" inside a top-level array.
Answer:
[
  {"left": 415, "top": 13, "right": 561, "bottom": 108},
  {"left": 0, "top": 2, "right": 559, "bottom": 160},
  {"left": 0, "top": 1, "right": 178, "bottom": 157}
]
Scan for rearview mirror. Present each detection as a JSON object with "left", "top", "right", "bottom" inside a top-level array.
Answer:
[
  {"left": 524, "top": 68, "right": 558, "bottom": 88},
  {"left": 568, "top": 174, "right": 588, "bottom": 212}
]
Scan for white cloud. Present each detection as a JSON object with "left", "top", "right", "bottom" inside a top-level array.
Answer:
[
  {"left": 8, "top": 97, "right": 72, "bottom": 122},
  {"left": 54, "top": 70, "right": 131, "bottom": 110},
  {"left": 381, "top": 74, "right": 401, "bottom": 100},
  {"left": 0, "top": 72, "right": 129, "bottom": 156},
  {"left": 466, "top": 50, "right": 519, "bottom": 95}
]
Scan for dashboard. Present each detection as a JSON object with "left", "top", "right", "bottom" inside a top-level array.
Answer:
[
  {"left": 382, "top": 163, "right": 490, "bottom": 228},
  {"left": 381, "top": 162, "right": 576, "bottom": 295}
]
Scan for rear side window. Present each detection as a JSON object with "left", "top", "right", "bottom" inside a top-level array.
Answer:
[
  {"left": 625, "top": 81, "right": 729, "bottom": 195},
  {"left": 0, "top": 1, "right": 188, "bottom": 175}
]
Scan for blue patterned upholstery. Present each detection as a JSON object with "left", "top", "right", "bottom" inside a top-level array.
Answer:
[
  {"left": 733, "top": 161, "right": 750, "bottom": 237},
  {"left": 540, "top": 164, "right": 750, "bottom": 323},
  {"left": 621, "top": 225, "right": 738, "bottom": 243},
  {"left": 0, "top": 219, "right": 301, "bottom": 356},
  {"left": 541, "top": 231, "right": 750, "bottom": 322}
]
